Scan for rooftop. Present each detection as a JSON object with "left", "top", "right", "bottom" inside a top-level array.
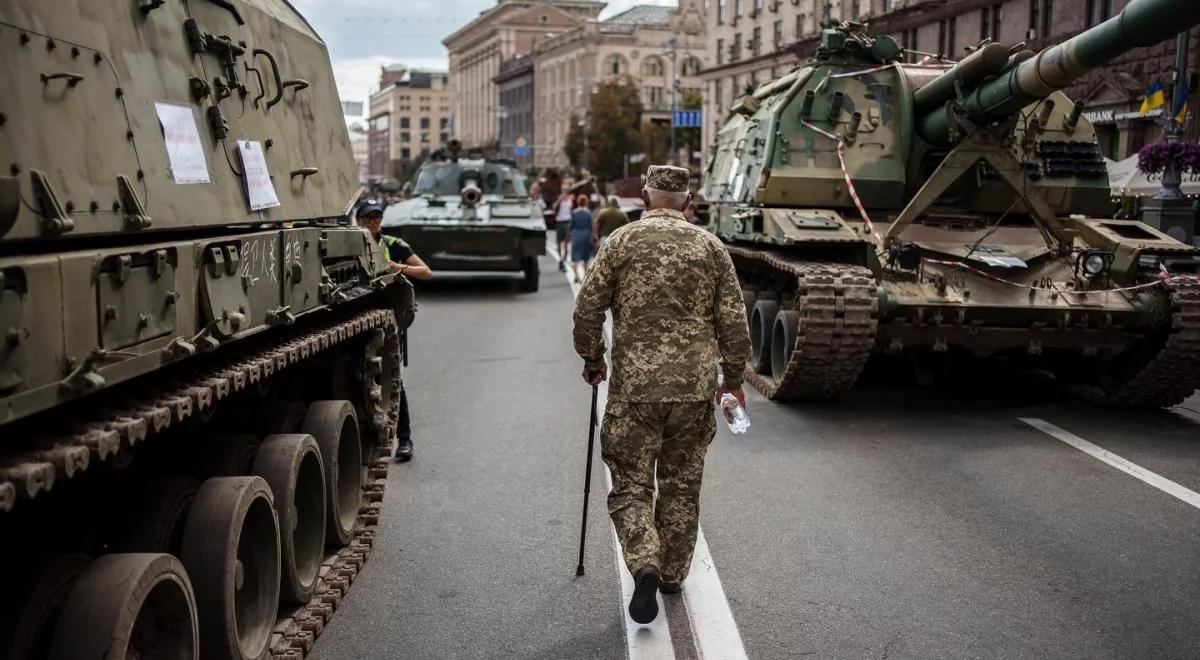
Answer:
[{"left": 602, "top": 4, "right": 672, "bottom": 25}]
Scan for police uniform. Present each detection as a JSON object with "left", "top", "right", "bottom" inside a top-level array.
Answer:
[{"left": 572, "top": 166, "right": 752, "bottom": 589}]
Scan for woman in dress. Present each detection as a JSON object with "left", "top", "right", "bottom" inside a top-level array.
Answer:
[{"left": 568, "top": 194, "right": 595, "bottom": 282}]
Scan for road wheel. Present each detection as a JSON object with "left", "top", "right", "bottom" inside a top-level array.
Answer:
[
  {"left": 101, "top": 478, "right": 199, "bottom": 555},
  {"left": 48, "top": 553, "right": 198, "bottom": 660},
  {"left": 750, "top": 299, "right": 780, "bottom": 374},
  {"left": 253, "top": 434, "right": 326, "bottom": 605},
  {"left": 771, "top": 310, "right": 801, "bottom": 384},
  {"left": 302, "top": 401, "right": 362, "bottom": 547},
  {"left": 520, "top": 256, "right": 540, "bottom": 293},
  {"left": 742, "top": 290, "right": 757, "bottom": 320},
  {"left": 0, "top": 554, "right": 90, "bottom": 660},
  {"left": 198, "top": 434, "right": 261, "bottom": 478},
  {"left": 181, "top": 477, "right": 280, "bottom": 660}
]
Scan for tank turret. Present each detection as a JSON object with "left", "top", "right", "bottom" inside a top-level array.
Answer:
[{"left": 918, "top": 0, "right": 1200, "bottom": 146}]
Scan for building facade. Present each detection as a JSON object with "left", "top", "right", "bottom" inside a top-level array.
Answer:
[
  {"left": 366, "top": 68, "right": 452, "bottom": 183},
  {"left": 700, "top": 0, "right": 1200, "bottom": 160},
  {"left": 496, "top": 55, "right": 536, "bottom": 171},
  {"left": 444, "top": 0, "right": 605, "bottom": 152},
  {"left": 531, "top": 2, "right": 708, "bottom": 170}
]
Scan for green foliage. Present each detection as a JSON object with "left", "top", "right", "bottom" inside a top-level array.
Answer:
[
  {"left": 573, "top": 79, "right": 645, "bottom": 182},
  {"left": 681, "top": 89, "right": 703, "bottom": 110},
  {"left": 564, "top": 114, "right": 585, "bottom": 170}
]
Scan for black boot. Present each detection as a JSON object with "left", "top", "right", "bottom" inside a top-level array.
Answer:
[
  {"left": 628, "top": 565, "right": 661, "bottom": 624},
  {"left": 394, "top": 436, "right": 413, "bottom": 462}
]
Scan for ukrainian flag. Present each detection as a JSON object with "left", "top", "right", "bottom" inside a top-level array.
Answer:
[
  {"left": 1140, "top": 79, "right": 1165, "bottom": 115},
  {"left": 1173, "top": 79, "right": 1190, "bottom": 124}
]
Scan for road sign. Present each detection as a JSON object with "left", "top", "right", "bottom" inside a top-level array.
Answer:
[{"left": 672, "top": 109, "right": 702, "bottom": 128}]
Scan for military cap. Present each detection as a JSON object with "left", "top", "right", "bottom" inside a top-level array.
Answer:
[{"left": 645, "top": 165, "right": 690, "bottom": 193}]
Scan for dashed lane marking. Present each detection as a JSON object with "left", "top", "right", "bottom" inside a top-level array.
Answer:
[
  {"left": 554, "top": 247, "right": 747, "bottom": 660},
  {"left": 1021, "top": 417, "right": 1200, "bottom": 510}
]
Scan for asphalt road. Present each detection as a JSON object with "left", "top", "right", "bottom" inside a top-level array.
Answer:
[{"left": 312, "top": 252, "right": 1200, "bottom": 660}]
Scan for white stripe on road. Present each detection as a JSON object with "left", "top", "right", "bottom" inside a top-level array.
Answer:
[
  {"left": 555, "top": 247, "right": 747, "bottom": 660},
  {"left": 1020, "top": 417, "right": 1200, "bottom": 510}
]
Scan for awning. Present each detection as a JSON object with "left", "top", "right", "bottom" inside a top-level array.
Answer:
[{"left": 1105, "top": 155, "right": 1200, "bottom": 197}]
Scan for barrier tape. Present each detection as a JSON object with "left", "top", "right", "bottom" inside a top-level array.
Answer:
[
  {"left": 800, "top": 119, "right": 884, "bottom": 246},
  {"left": 921, "top": 257, "right": 1200, "bottom": 295}
]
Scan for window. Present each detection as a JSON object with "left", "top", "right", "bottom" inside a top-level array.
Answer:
[
  {"left": 399, "top": 117, "right": 410, "bottom": 129},
  {"left": 420, "top": 132, "right": 430, "bottom": 143},
  {"left": 732, "top": 33, "right": 742, "bottom": 61},
  {"left": 682, "top": 56, "right": 701, "bottom": 76},
  {"left": 882, "top": 0, "right": 892, "bottom": 10},
  {"left": 795, "top": 14, "right": 803, "bottom": 37},
  {"left": 752, "top": 0, "right": 762, "bottom": 15},
  {"left": 752, "top": 27, "right": 762, "bottom": 57},
  {"left": 938, "top": 16, "right": 956, "bottom": 56},
  {"left": 717, "top": 38, "right": 724, "bottom": 65},
  {"left": 734, "top": 0, "right": 742, "bottom": 17},
  {"left": 440, "top": 132, "right": 450, "bottom": 143},
  {"left": 715, "top": 79, "right": 723, "bottom": 111},
  {"left": 401, "top": 147, "right": 411, "bottom": 159},
  {"left": 399, "top": 131, "right": 411, "bottom": 142},
  {"left": 718, "top": 0, "right": 726, "bottom": 24},
  {"left": 773, "top": 20, "right": 783, "bottom": 49},
  {"left": 647, "top": 86, "right": 663, "bottom": 106},
  {"left": 1085, "top": 0, "right": 1112, "bottom": 26},
  {"left": 420, "top": 117, "right": 430, "bottom": 129},
  {"left": 642, "top": 56, "right": 664, "bottom": 77},
  {"left": 440, "top": 118, "right": 450, "bottom": 130},
  {"left": 605, "top": 54, "right": 625, "bottom": 75}
]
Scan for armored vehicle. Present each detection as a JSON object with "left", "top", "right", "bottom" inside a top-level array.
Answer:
[
  {"left": 0, "top": 2, "right": 410, "bottom": 658},
  {"left": 702, "top": 0, "right": 1200, "bottom": 406},
  {"left": 384, "top": 142, "right": 546, "bottom": 292}
]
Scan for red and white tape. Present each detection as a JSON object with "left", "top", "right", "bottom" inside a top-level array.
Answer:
[
  {"left": 800, "top": 119, "right": 884, "bottom": 246},
  {"left": 921, "top": 257, "right": 1200, "bottom": 295}
]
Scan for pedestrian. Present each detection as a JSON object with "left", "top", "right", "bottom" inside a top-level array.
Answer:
[
  {"left": 568, "top": 194, "right": 595, "bottom": 282},
  {"left": 530, "top": 183, "right": 548, "bottom": 229},
  {"left": 572, "top": 165, "right": 752, "bottom": 624},
  {"left": 554, "top": 180, "right": 576, "bottom": 271},
  {"left": 592, "top": 196, "right": 630, "bottom": 247},
  {"left": 358, "top": 202, "right": 433, "bottom": 461}
]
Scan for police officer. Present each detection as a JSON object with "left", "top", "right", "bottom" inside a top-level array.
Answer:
[
  {"left": 572, "top": 165, "right": 751, "bottom": 624},
  {"left": 358, "top": 202, "right": 432, "bottom": 461}
]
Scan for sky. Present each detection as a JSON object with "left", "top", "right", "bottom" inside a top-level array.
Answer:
[{"left": 291, "top": 0, "right": 679, "bottom": 110}]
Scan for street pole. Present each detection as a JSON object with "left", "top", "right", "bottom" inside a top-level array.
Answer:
[
  {"left": 666, "top": 37, "right": 678, "bottom": 166},
  {"left": 1158, "top": 31, "right": 1191, "bottom": 200},
  {"left": 581, "top": 113, "right": 589, "bottom": 177}
]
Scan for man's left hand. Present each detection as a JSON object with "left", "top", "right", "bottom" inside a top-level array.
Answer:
[{"left": 582, "top": 364, "right": 607, "bottom": 385}]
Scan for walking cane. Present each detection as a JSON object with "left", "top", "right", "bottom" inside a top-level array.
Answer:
[{"left": 575, "top": 384, "right": 599, "bottom": 576}]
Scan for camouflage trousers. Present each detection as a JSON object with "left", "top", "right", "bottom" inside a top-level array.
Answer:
[{"left": 601, "top": 399, "right": 716, "bottom": 583}]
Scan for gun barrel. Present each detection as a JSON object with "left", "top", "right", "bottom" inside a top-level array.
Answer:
[{"left": 917, "top": 0, "right": 1200, "bottom": 145}]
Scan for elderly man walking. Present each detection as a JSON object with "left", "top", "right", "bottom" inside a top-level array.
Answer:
[{"left": 572, "top": 165, "right": 751, "bottom": 624}]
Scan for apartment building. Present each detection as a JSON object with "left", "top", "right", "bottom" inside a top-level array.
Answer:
[
  {"left": 366, "top": 68, "right": 452, "bottom": 183},
  {"left": 531, "top": 2, "right": 707, "bottom": 169},
  {"left": 444, "top": 0, "right": 605, "bottom": 152},
  {"left": 700, "top": 0, "right": 1199, "bottom": 159}
]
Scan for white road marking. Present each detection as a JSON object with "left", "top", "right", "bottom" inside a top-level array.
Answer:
[
  {"left": 1021, "top": 417, "right": 1200, "bottom": 510},
  {"left": 558, "top": 250, "right": 746, "bottom": 660}
]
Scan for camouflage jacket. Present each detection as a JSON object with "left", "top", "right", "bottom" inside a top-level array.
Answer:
[{"left": 573, "top": 208, "right": 752, "bottom": 402}]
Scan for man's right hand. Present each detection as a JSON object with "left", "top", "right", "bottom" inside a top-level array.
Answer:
[
  {"left": 583, "top": 364, "right": 608, "bottom": 386},
  {"left": 716, "top": 385, "right": 746, "bottom": 408}
]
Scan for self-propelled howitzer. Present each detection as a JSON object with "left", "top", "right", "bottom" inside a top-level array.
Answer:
[{"left": 701, "top": 0, "right": 1200, "bottom": 406}]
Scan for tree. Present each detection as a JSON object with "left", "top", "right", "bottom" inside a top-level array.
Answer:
[
  {"left": 571, "top": 78, "right": 644, "bottom": 182},
  {"left": 564, "top": 114, "right": 585, "bottom": 170}
]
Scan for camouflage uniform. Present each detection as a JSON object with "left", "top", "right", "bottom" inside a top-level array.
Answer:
[{"left": 573, "top": 165, "right": 751, "bottom": 583}]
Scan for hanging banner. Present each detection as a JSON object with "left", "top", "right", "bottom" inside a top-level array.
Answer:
[
  {"left": 237, "top": 140, "right": 281, "bottom": 211},
  {"left": 154, "top": 103, "right": 210, "bottom": 184}
]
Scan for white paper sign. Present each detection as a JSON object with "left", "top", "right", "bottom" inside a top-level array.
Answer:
[
  {"left": 154, "top": 103, "right": 210, "bottom": 184},
  {"left": 237, "top": 140, "right": 281, "bottom": 211}
]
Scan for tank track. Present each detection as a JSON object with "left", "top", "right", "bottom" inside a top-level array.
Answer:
[
  {"left": 0, "top": 307, "right": 401, "bottom": 659},
  {"left": 726, "top": 246, "right": 878, "bottom": 401},
  {"left": 1079, "top": 280, "right": 1200, "bottom": 408}
]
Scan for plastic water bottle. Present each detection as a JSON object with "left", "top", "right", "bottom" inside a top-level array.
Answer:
[{"left": 716, "top": 375, "right": 750, "bottom": 434}]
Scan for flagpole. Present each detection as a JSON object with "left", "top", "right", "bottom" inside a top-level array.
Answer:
[{"left": 1157, "top": 31, "right": 1191, "bottom": 200}]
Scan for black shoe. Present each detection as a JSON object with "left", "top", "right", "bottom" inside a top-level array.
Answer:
[
  {"left": 660, "top": 581, "right": 682, "bottom": 594},
  {"left": 558, "top": 261, "right": 567, "bottom": 272},
  {"left": 628, "top": 565, "right": 661, "bottom": 624},
  {"left": 394, "top": 437, "right": 413, "bottom": 462}
]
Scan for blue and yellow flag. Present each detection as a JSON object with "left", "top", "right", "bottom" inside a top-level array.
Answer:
[
  {"left": 1140, "top": 79, "right": 1165, "bottom": 115},
  {"left": 1173, "top": 79, "right": 1190, "bottom": 124}
]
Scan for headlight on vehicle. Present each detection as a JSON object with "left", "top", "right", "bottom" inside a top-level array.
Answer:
[{"left": 1077, "top": 250, "right": 1112, "bottom": 278}]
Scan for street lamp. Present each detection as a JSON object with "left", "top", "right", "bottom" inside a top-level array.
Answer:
[{"left": 664, "top": 37, "right": 679, "bottom": 165}]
